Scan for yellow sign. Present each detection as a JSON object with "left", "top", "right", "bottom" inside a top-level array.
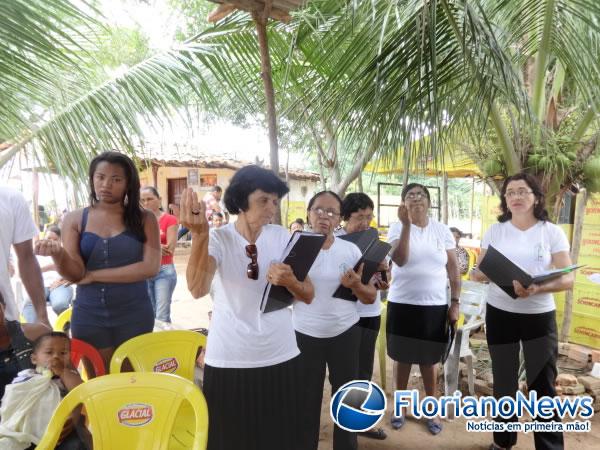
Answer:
[
  {"left": 573, "top": 284, "right": 600, "bottom": 316},
  {"left": 555, "top": 310, "right": 600, "bottom": 349},
  {"left": 583, "top": 193, "right": 600, "bottom": 226},
  {"left": 575, "top": 255, "right": 600, "bottom": 287},
  {"left": 580, "top": 225, "right": 600, "bottom": 258}
]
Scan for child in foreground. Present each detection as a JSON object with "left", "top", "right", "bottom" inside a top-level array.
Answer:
[{"left": 0, "top": 332, "right": 88, "bottom": 449}]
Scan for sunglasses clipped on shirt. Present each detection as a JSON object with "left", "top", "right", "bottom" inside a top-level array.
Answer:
[{"left": 245, "top": 244, "right": 259, "bottom": 280}]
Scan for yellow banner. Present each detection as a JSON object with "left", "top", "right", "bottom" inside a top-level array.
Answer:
[
  {"left": 583, "top": 193, "right": 600, "bottom": 226},
  {"left": 555, "top": 310, "right": 600, "bottom": 349},
  {"left": 573, "top": 284, "right": 600, "bottom": 316},
  {"left": 575, "top": 255, "right": 600, "bottom": 287}
]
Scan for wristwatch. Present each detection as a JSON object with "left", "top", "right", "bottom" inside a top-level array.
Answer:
[{"left": 450, "top": 297, "right": 460, "bottom": 304}]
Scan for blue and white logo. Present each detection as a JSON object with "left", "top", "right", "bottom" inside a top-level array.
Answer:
[{"left": 330, "top": 380, "right": 387, "bottom": 432}]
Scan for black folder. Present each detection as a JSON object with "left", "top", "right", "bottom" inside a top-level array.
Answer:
[
  {"left": 333, "top": 229, "right": 392, "bottom": 301},
  {"left": 260, "top": 231, "right": 326, "bottom": 313},
  {"left": 478, "top": 245, "right": 583, "bottom": 299}
]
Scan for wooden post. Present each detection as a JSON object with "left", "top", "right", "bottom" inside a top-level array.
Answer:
[
  {"left": 152, "top": 163, "right": 159, "bottom": 188},
  {"left": 253, "top": 10, "right": 282, "bottom": 225},
  {"left": 560, "top": 189, "right": 588, "bottom": 342}
]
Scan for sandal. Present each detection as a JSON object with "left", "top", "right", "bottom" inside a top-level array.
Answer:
[
  {"left": 359, "top": 427, "right": 387, "bottom": 440},
  {"left": 426, "top": 418, "right": 443, "bottom": 435},
  {"left": 390, "top": 415, "right": 405, "bottom": 430}
]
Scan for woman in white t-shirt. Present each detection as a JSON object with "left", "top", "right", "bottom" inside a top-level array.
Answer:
[
  {"left": 471, "top": 173, "right": 573, "bottom": 450},
  {"left": 387, "top": 183, "right": 460, "bottom": 435},
  {"left": 294, "top": 190, "right": 376, "bottom": 450},
  {"left": 180, "top": 165, "right": 314, "bottom": 450},
  {"left": 337, "top": 192, "right": 389, "bottom": 441}
]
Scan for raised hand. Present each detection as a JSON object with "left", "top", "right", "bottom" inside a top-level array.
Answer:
[
  {"left": 398, "top": 203, "right": 411, "bottom": 226},
  {"left": 34, "top": 239, "right": 62, "bottom": 257},
  {"left": 180, "top": 187, "right": 208, "bottom": 234}
]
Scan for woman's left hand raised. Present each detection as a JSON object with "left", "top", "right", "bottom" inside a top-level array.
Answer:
[{"left": 513, "top": 280, "right": 540, "bottom": 298}]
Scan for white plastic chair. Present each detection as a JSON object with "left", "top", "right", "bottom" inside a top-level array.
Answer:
[{"left": 444, "top": 280, "right": 488, "bottom": 396}]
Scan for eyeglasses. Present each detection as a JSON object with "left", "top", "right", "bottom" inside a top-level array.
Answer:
[
  {"left": 405, "top": 192, "right": 426, "bottom": 200},
  {"left": 504, "top": 189, "right": 533, "bottom": 199},
  {"left": 245, "top": 244, "right": 258, "bottom": 280},
  {"left": 310, "top": 207, "right": 340, "bottom": 218}
]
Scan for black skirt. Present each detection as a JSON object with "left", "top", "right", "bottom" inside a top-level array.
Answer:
[
  {"left": 203, "top": 356, "right": 300, "bottom": 450},
  {"left": 386, "top": 302, "right": 448, "bottom": 365}
]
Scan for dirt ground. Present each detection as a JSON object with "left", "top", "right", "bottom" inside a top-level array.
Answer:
[{"left": 170, "top": 250, "right": 600, "bottom": 450}]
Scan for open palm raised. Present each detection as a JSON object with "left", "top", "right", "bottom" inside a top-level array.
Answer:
[{"left": 180, "top": 188, "right": 208, "bottom": 234}]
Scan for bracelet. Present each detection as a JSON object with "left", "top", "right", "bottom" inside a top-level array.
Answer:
[{"left": 451, "top": 297, "right": 460, "bottom": 304}]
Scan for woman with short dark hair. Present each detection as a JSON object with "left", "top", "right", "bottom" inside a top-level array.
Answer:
[
  {"left": 35, "top": 151, "right": 160, "bottom": 368},
  {"left": 338, "top": 192, "right": 388, "bottom": 441},
  {"left": 181, "top": 165, "right": 314, "bottom": 450},
  {"left": 472, "top": 173, "right": 573, "bottom": 450},
  {"left": 387, "top": 183, "right": 460, "bottom": 435},
  {"left": 294, "top": 190, "right": 376, "bottom": 450}
]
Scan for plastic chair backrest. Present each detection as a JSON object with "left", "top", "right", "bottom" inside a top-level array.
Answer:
[
  {"left": 53, "top": 307, "right": 72, "bottom": 333},
  {"left": 70, "top": 338, "right": 106, "bottom": 378},
  {"left": 36, "top": 372, "right": 208, "bottom": 450},
  {"left": 110, "top": 330, "right": 206, "bottom": 381},
  {"left": 459, "top": 280, "right": 488, "bottom": 324}
]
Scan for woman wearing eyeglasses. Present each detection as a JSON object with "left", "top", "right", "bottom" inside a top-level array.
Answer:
[
  {"left": 471, "top": 173, "right": 573, "bottom": 450},
  {"left": 294, "top": 190, "right": 376, "bottom": 450},
  {"left": 387, "top": 183, "right": 460, "bottom": 435},
  {"left": 180, "top": 165, "right": 314, "bottom": 450}
]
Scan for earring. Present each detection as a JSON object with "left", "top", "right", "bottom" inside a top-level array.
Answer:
[{"left": 124, "top": 194, "right": 129, "bottom": 205}]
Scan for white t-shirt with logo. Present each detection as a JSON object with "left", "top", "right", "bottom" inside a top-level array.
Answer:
[
  {"left": 0, "top": 187, "right": 39, "bottom": 321},
  {"left": 481, "top": 221, "right": 570, "bottom": 314},
  {"left": 334, "top": 228, "right": 383, "bottom": 318},
  {"left": 387, "top": 219, "right": 455, "bottom": 306},
  {"left": 293, "top": 236, "right": 362, "bottom": 338},
  {"left": 207, "top": 223, "right": 299, "bottom": 368}
]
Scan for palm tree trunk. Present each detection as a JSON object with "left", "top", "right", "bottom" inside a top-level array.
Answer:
[
  {"left": 531, "top": 0, "right": 556, "bottom": 123},
  {"left": 254, "top": 12, "right": 282, "bottom": 224}
]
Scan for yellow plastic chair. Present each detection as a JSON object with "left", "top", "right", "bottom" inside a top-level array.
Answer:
[
  {"left": 36, "top": 372, "right": 208, "bottom": 450},
  {"left": 110, "top": 330, "right": 206, "bottom": 382},
  {"left": 53, "top": 306, "right": 72, "bottom": 333}
]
